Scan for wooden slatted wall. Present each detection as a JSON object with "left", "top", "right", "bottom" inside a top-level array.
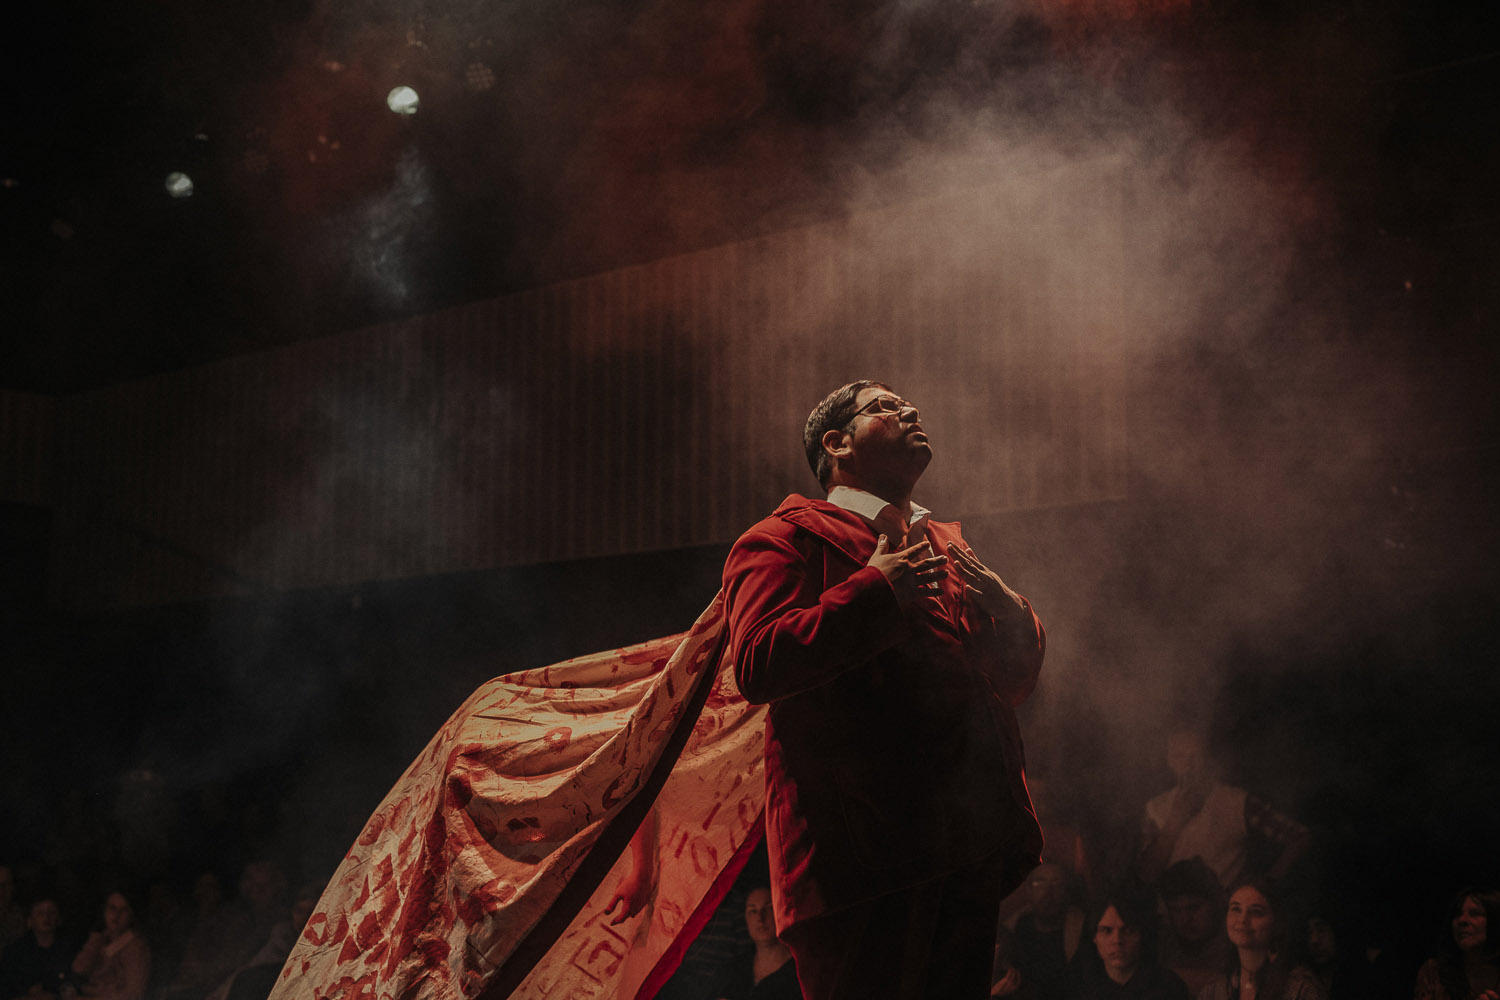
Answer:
[{"left": 46, "top": 163, "right": 1131, "bottom": 607}]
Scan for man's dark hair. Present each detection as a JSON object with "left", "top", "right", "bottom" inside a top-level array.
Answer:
[
  {"left": 1085, "top": 883, "right": 1162, "bottom": 962},
  {"left": 803, "top": 380, "right": 890, "bottom": 490},
  {"left": 1157, "top": 858, "right": 1222, "bottom": 902}
]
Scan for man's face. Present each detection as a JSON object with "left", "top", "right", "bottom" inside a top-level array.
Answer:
[
  {"left": 1307, "top": 917, "right": 1337, "bottom": 965},
  {"left": 1094, "top": 906, "right": 1143, "bottom": 980},
  {"left": 28, "top": 900, "right": 60, "bottom": 935},
  {"left": 1165, "top": 895, "right": 1218, "bottom": 947},
  {"left": 1027, "top": 864, "right": 1067, "bottom": 917},
  {"left": 840, "top": 386, "right": 932, "bottom": 482},
  {"left": 102, "top": 893, "right": 133, "bottom": 937},
  {"left": 1166, "top": 731, "right": 1208, "bottom": 788}
]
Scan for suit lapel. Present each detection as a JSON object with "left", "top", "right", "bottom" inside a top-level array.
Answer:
[{"left": 779, "top": 498, "right": 966, "bottom": 639}]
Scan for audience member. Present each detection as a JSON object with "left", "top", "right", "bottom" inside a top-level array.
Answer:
[
  {"left": 1156, "top": 860, "right": 1231, "bottom": 996},
  {"left": 162, "top": 874, "right": 251, "bottom": 1000},
  {"left": 204, "top": 883, "right": 321, "bottom": 1000},
  {"left": 1413, "top": 888, "right": 1500, "bottom": 1000},
  {"left": 1300, "top": 901, "right": 1399, "bottom": 1000},
  {"left": 1197, "top": 877, "right": 1324, "bottom": 1000},
  {"left": 0, "top": 870, "right": 24, "bottom": 952},
  {"left": 992, "top": 924, "right": 1038, "bottom": 998},
  {"left": 710, "top": 885, "right": 800, "bottom": 1000},
  {"left": 1137, "top": 728, "right": 1309, "bottom": 889},
  {"left": 0, "top": 895, "right": 79, "bottom": 1000},
  {"left": 140, "top": 878, "right": 189, "bottom": 996},
  {"left": 1069, "top": 887, "right": 1190, "bottom": 1000},
  {"left": 999, "top": 778, "right": 1096, "bottom": 928},
  {"left": 1007, "top": 862, "right": 1087, "bottom": 1000},
  {"left": 232, "top": 862, "right": 287, "bottom": 960},
  {"left": 71, "top": 891, "right": 150, "bottom": 1000}
]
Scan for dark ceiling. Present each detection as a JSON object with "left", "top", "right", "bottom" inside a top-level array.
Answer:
[{"left": 3, "top": 0, "right": 1498, "bottom": 393}]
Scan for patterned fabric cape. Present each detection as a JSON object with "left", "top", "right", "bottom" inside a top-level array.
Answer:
[{"left": 270, "top": 593, "right": 768, "bottom": 1000}]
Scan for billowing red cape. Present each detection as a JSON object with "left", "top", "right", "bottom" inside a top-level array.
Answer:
[{"left": 271, "top": 594, "right": 768, "bottom": 1000}]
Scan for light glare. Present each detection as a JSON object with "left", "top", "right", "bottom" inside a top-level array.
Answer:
[
  {"left": 387, "top": 86, "right": 420, "bottom": 115},
  {"left": 164, "top": 172, "right": 194, "bottom": 198}
]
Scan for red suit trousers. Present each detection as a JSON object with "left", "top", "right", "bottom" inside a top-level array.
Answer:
[{"left": 779, "top": 850, "right": 1012, "bottom": 1000}]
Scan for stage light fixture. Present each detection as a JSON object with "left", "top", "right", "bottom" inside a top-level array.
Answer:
[
  {"left": 387, "top": 86, "right": 420, "bottom": 115},
  {"left": 164, "top": 172, "right": 195, "bottom": 198}
]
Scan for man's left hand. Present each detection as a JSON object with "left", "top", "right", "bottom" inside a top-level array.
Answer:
[{"left": 947, "top": 542, "right": 1027, "bottom": 621}]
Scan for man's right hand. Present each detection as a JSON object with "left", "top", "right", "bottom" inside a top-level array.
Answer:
[{"left": 868, "top": 535, "right": 947, "bottom": 607}]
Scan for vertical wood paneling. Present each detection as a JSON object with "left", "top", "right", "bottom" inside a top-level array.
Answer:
[
  {"left": 47, "top": 165, "right": 1131, "bottom": 607},
  {"left": 0, "top": 391, "right": 54, "bottom": 507}
]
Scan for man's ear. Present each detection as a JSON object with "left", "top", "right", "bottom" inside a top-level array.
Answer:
[{"left": 822, "top": 427, "right": 853, "bottom": 464}]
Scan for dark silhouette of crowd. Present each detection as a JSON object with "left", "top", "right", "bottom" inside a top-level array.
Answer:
[
  {"left": 0, "top": 767, "right": 322, "bottom": 1000},
  {"left": 2, "top": 718, "right": 1495, "bottom": 1000}
]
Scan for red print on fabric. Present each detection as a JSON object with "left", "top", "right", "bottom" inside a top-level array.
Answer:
[{"left": 269, "top": 594, "right": 767, "bottom": 1000}]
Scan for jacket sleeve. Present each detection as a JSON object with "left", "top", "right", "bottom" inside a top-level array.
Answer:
[
  {"left": 963, "top": 595, "right": 1045, "bottom": 707},
  {"left": 723, "top": 527, "right": 911, "bottom": 704}
]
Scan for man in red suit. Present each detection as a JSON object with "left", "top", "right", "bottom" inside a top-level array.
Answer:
[{"left": 721, "top": 380, "right": 1047, "bottom": 1000}]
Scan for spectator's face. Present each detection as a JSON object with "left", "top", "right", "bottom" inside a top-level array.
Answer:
[
  {"left": 1166, "top": 732, "right": 1208, "bottom": 787},
  {"left": 240, "top": 863, "right": 284, "bottom": 910},
  {"left": 102, "top": 893, "right": 134, "bottom": 937},
  {"left": 1306, "top": 917, "right": 1337, "bottom": 965},
  {"left": 1165, "top": 895, "right": 1218, "bottom": 947},
  {"left": 192, "top": 873, "right": 223, "bottom": 909},
  {"left": 1094, "top": 906, "right": 1142, "bottom": 981},
  {"left": 28, "top": 900, "right": 61, "bottom": 935},
  {"left": 1028, "top": 864, "right": 1067, "bottom": 918},
  {"left": 1225, "top": 886, "right": 1274, "bottom": 951},
  {"left": 744, "top": 889, "right": 777, "bottom": 946},
  {"left": 291, "top": 891, "right": 319, "bottom": 932},
  {"left": 1454, "top": 896, "right": 1488, "bottom": 953}
]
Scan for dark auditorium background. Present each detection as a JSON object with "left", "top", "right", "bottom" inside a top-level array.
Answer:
[{"left": 2, "top": 0, "right": 1498, "bottom": 979}]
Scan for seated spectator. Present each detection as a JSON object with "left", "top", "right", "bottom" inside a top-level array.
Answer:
[
  {"left": 999, "top": 777, "right": 1095, "bottom": 928},
  {"left": 140, "top": 878, "right": 189, "bottom": 997},
  {"left": 0, "top": 895, "right": 79, "bottom": 1000},
  {"left": 0, "top": 869, "right": 24, "bottom": 952},
  {"left": 711, "top": 884, "right": 800, "bottom": 1000},
  {"left": 163, "top": 873, "right": 252, "bottom": 1000},
  {"left": 1007, "top": 862, "right": 1086, "bottom": 1000},
  {"left": 1300, "top": 900, "right": 1399, "bottom": 1000},
  {"left": 1028, "top": 777, "right": 1095, "bottom": 897},
  {"left": 1413, "top": 887, "right": 1500, "bottom": 1000},
  {"left": 166, "top": 861, "right": 286, "bottom": 1000},
  {"left": 1197, "top": 877, "right": 1325, "bottom": 1000},
  {"left": 1069, "top": 887, "right": 1190, "bottom": 1000},
  {"left": 204, "top": 884, "right": 322, "bottom": 1000},
  {"left": 992, "top": 924, "right": 1038, "bottom": 998},
  {"left": 71, "top": 891, "right": 150, "bottom": 1000},
  {"left": 1156, "top": 860, "right": 1231, "bottom": 996},
  {"left": 232, "top": 862, "right": 287, "bottom": 953},
  {"left": 1137, "top": 727, "right": 1309, "bottom": 890}
]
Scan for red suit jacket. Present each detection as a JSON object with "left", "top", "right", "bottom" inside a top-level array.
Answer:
[{"left": 722, "top": 494, "right": 1046, "bottom": 934}]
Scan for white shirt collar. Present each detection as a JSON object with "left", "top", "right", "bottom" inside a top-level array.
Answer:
[{"left": 825, "top": 486, "right": 931, "bottom": 531}]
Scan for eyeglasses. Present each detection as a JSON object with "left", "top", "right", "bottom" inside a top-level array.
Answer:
[{"left": 850, "top": 395, "right": 915, "bottom": 419}]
